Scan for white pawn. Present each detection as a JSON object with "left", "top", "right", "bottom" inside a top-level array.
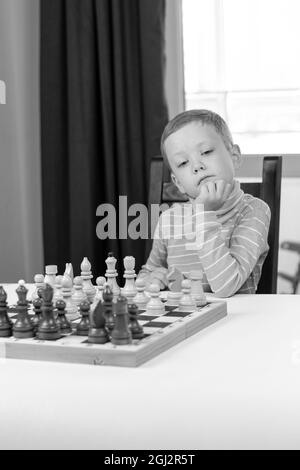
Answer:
[
  {"left": 53, "top": 275, "right": 64, "bottom": 304},
  {"left": 80, "top": 257, "right": 96, "bottom": 303},
  {"left": 72, "top": 276, "right": 88, "bottom": 307},
  {"left": 189, "top": 270, "right": 207, "bottom": 307},
  {"left": 44, "top": 265, "right": 58, "bottom": 287},
  {"left": 122, "top": 256, "right": 137, "bottom": 303},
  {"left": 31, "top": 274, "right": 45, "bottom": 302},
  {"left": 145, "top": 283, "right": 165, "bottom": 316},
  {"left": 165, "top": 291, "right": 182, "bottom": 307},
  {"left": 179, "top": 279, "right": 197, "bottom": 312},
  {"left": 62, "top": 275, "right": 78, "bottom": 317},
  {"left": 105, "top": 253, "right": 120, "bottom": 301},
  {"left": 133, "top": 278, "right": 149, "bottom": 310}
]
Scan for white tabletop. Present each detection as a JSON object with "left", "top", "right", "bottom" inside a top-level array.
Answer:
[{"left": 1, "top": 284, "right": 300, "bottom": 450}]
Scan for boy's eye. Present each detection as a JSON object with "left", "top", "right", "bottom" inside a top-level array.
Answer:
[
  {"left": 178, "top": 161, "right": 188, "bottom": 168},
  {"left": 202, "top": 149, "right": 212, "bottom": 156}
]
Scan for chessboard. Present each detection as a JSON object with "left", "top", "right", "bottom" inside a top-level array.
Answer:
[
  {"left": 0, "top": 254, "right": 228, "bottom": 367},
  {"left": 0, "top": 296, "right": 227, "bottom": 368}
]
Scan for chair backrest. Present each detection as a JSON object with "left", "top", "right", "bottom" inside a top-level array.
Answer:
[{"left": 147, "top": 155, "right": 282, "bottom": 294}]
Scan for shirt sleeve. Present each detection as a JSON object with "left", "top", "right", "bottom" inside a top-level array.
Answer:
[
  {"left": 137, "top": 219, "right": 168, "bottom": 289},
  {"left": 197, "top": 199, "right": 271, "bottom": 297}
]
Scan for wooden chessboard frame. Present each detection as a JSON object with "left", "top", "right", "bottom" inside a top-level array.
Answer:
[{"left": 0, "top": 298, "right": 227, "bottom": 367}]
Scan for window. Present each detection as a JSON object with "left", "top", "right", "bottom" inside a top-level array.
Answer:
[{"left": 182, "top": 0, "right": 300, "bottom": 153}]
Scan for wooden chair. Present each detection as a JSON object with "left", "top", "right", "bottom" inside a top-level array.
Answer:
[
  {"left": 278, "top": 242, "right": 300, "bottom": 293},
  {"left": 147, "top": 155, "right": 282, "bottom": 294}
]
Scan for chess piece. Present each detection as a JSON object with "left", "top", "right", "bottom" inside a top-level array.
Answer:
[
  {"left": 13, "top": 281, "right": 35, "bottom": 339},
  {"left": 102, "top": 284, "right": 115, "bottom": 333},
  {"left": 165, "top": 291, "right": 182, "bottom": 307},
  {"left": 95, "top": 276, "right": 106, "bottom": 303},
  {"left": 145, "top": 284, "right": 165, "bottom": 316},
  {"left": 72, "top": 276, "right": 88, "bottom": 307},
  {"left": 128, "top": 303, "right": 144, "bottom": 339},
  {"left": 167, "top": 267, "right": 184, "bottom": 292},
  {"left": 0, "top": 286, "right": 13, "bottom": 337},
  {"left": 132, "top": 279, "right": 150, "bottom": 310},
  {"left": 37, "top": 286, "right": 44, "bottom": 299},
  {"left": 90, "top": 276, "right": 106, "bottom": 312},
  {"left": 31, "top": 274, "right": 45, "bottom": 302},
  {"left": 44, "top": 265, "right": 58, "bottom": 287},
  {"left": 179, "top": 279, "right": 197, "bottom": 312},
  {"left": 189, "top": 270, "right": 207, "bottom": 307},
  {"left": 37, "top": 284, "right": 61, "bottom": 340},
  {"left": 61, "top": 275, "right": 78, "bottom": 317},
  {"left": 88, "top": 300, "right": 109, "bottom": 344},
  {"left": 76, "top": 301, "right": 90, "bottom": 336},
  {"left": 80, "top": 257, "right": 96, "bottom": 303},
  {"left": 64, "top": 263, "right": 74, "bottom": 282},
  {"left": 53, "top": 275, "right": 64, "bottom": 304},
  {"left": 105, "top": 252, "right": 120, "bottom": 301},
  {"left": 56, "top": 300, "right": 72, "bottom": 334},
  {"left": 121, "top": 256, "right": 137, "bottom": 303},
  {"left": 111, "top": 295, "right": 132, "bottom": 345},
  {"left": 31, "top": 297, "right": 43, "bottom": 333}
]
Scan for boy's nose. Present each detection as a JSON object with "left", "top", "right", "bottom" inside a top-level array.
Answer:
[{"left": 192, "top": 161, "right": 206, "bottom": 174}]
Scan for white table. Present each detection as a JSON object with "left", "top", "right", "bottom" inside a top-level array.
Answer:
[{"left": 1, "top": 284, "right": 300, "bottom": 450}]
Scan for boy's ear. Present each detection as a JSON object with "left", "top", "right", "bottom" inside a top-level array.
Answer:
[
  {"left": 171, "top": 173, "right": 186, "bottom": 195},
  {"left": 231, "top": 144, "right": 242, "bottom": 169}
]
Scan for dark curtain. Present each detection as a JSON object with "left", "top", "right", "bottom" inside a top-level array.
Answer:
[{"left": 40, "top": 0, "right": 168, "bottom": 280}]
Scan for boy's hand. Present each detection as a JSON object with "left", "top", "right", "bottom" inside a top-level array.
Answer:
[{"left": 194, "top": 179, "right": 233, "bottom": 212}]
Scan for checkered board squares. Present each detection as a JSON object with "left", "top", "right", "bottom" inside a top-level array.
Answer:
[{"left": 1, "top": 300, "right": 227, "bottom": 367}]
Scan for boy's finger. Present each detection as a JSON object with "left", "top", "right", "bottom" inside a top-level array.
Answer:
[
  {"left": 223, "top": 183, "right": 233, "bottom": 200},
  {"left": 215, "top": 179, "right": 226, "bottom": 197},
  {"left": 205, "top": 181, "right": 216, "bottom": 196},
  {"left": 199, "top": 183, "right": 209, "bottom": 198}
]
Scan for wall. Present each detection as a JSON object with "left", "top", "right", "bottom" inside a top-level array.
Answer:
[{"left": 0, "top": 0, "right": 43, "bottom": 282}]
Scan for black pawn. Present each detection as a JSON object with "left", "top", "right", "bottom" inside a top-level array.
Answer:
[
  {"left": 13, "top": 282, "right": 35, "bottom": 339},
  {"left": 0, "top": 286, "right": 13, "bottom": 337},
  {"left": 31, "top": 297, "right": 43, "bottom": 333},
  {"left": 37, "top": 284, "right": 61, "bottom": 340},
  {"left": 102, "top": 284, "right": 115, "bottom": 332},
  {"left": 56, "top": 300, "right": 72, "bottom": 334},
  {"left": 76, "top": 301, "right": 90, "bottom": 336},
  {"left": 128, "top": 303, "right": 144, "bottom": 339},
  {"left": 88, "top": 300, "right": 109, "bottom": 344},
  {"left": 111, "top": 295, "right": 132, "bottom": 345}
]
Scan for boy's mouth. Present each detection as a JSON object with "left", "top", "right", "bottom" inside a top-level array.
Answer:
[{"left": 197, "top": 175, "right": 215, "bottom": 186}]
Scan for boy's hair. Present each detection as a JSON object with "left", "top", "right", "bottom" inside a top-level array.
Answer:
[{"left": 161, "top": 109, "right": 234, "bottom": 168}]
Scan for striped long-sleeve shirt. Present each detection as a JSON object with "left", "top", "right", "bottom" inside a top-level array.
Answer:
[{"left": 138, "top": 180, "right": 271, "bottom": 297}]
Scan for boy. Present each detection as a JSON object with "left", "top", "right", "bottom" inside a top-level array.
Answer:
[{"left": 138, "top": 109, "right": 271, "bottom": 297}]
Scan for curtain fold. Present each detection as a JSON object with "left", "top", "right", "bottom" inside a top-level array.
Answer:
[{"left": 40, "top": 0, "right": 168, "bottom": 278}]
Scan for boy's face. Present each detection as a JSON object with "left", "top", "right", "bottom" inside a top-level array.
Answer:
[{"left": 165, "top": 122, "right": 241, "bottom": 199}]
